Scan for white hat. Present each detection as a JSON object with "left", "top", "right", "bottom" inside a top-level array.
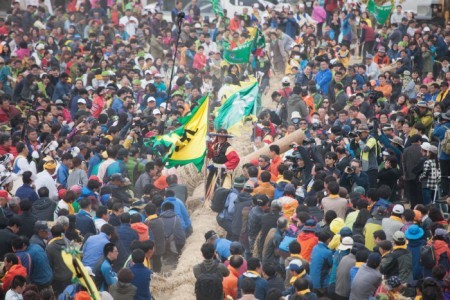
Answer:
[
  {"left": 428, "top": 145, "right": 438, "bottom": 154},
  {"left": 299, "top": 3, "right": 305, "bottom": 8},
  {"left": 77, "top": 98, "right": 87, "bottom": 104},
  {"left": 392, "top": 204, "right": 405, "bottom": 215},
  {"left": 337, "top": 237, "right": 354, "bottom": 251},
  {"left": 145, "top": 70, "right": 152, "bottom": 75},
  {"left": 253, "top": 3, "right": 259, "bottom": 9},
  {"left": 154, "top": 73, "right": 163, "bottom": 78},
  {"left": 35, "top": 43, "right": 45, "bottom": 50},
  {"left": 421, "top": 142, "right": 431, "bottom": 152},
  {"left": 85, "top": 266, "right": 95, "bottom": 277},
  {"left": 282, "top": 76, "right": 290, "bottom": 84},
  {"left": 147, "top": 96, "right": 156, "bottom": 102},
  {"left": 152, "top": 109, "right": 161, "bottom": 115},
  {"left": 423, "top": 27, "right": 431, "bottom": 32},
  {"left": 159, "top": 103, "right": 167, "bottom": 109},
  {"left": 291, "top": 111, "right": 301, "bottom": 119},
  {"left": 382, "top": 151, "right": 390, "bottom": 156}
]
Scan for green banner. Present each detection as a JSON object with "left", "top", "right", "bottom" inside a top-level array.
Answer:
[
  {"left": 210, "top": 0, "right": 224, "bottom": 17},
  {"left": 367, "top": 0, "right": 393, "bottom": 25},
  {"left": 223, "top": 41, "right": 253, "bottom": 64}
]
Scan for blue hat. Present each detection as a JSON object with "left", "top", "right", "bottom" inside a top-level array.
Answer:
[
  {"left": 339, "top": 227, "right": 353, "bottom": 237},
  {"left": 405, "top": 224, "right": 424, "bottom": 240},
  {"left": 285, "top": 259, "right": 304, "bottom": 272},
  {"left": 302, "top": 219, "right": 317, "bottom": 232}
]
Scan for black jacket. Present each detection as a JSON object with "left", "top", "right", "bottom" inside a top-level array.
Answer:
[
  {"left": 45, "top": 237, "right": 73, "bottom": 284},
  {"left": 32, "top": 197, "right": 57, "bottom": 221},
  {"left": 231, "top": 192, "right": 253, "bottom": 237},
  {"left": 146, "top": 216, "right": 165, "bottom": 255},
  {"left": 17, "top": 211, "right": 37, "bottom": 239},
  {"left": 0, "top": 228, "right": 18, "bottom": 260}
]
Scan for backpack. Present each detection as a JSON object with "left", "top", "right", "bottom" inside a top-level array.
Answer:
[
  {"left": 442, "top": 125, "right": 450, "bottom": 155},
  {"left": 195, "top": 262, "right": 223, "bottom": 300},
  {"left": 210, "top": 187, "right": 231, "bottom": 213},
  {"left": 420, "top": 243, "right": 436, "bottom": 269}
]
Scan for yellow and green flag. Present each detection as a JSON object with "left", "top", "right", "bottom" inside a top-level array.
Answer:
[
  {"left": 214, "top": 82, "right": 258, "bottom": 135},
  {"left": 151, "top": 95, "right": 209, "bottom": 171}
]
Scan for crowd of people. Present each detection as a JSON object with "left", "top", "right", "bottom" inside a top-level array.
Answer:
[{"left": 0, "top": 0, "right": 449, "bottom": 299}]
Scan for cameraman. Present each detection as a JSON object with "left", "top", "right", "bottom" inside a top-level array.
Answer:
[
  {"left": 339, "top": 159, "right": 369, "bottom": 193},
  {"left": 353, "top": 124, "right": 379, "bottom": 188},
  {"left": 409, "top": 101, "right": 433, "bottom": 134}
]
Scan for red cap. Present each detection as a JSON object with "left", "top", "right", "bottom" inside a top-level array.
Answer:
[
  {"left": 0, "top": 190, "right": 9, "bottom": 198},
  {"left": 89, "top": 175, "right": 102, "bottom": 184},
  {"left": 58, "top": 189, "right": 67, "bottom": 199}
]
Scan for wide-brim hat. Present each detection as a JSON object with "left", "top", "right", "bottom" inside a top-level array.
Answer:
[
  {"left": 389, "top": 136, "right": 404, "bottom": 147},
  {"left": 357, "top": 124, "right": 370, "bottom": 132},
  {"left": 405, "top": 224, "right": 424, "bottom": 240},
  {"left": 210, "top": 129, "right": 234, "bottom": 138}
]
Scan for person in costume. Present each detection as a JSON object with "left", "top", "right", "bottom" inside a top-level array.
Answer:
[{"left": 206, "top": 129, "right": 240, "bottom": 198}]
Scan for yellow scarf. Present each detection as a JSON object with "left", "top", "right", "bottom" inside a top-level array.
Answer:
[
  {"left": 355, "top": 262, "right": 364, "bottom": 268},
  {"left": 290, "top": 269, "right": 306, "bottom": 285},
  {"left": 145, "top": 214, "right": 158, "bottom": 222},
  {"left": 68, "top": 203, "right": 74, "bottom": 215},
  {"left": 48, "top": 236, "right": 63, "bottom": 245},
  {"left": 246, "top": 270, "right": 260, "bottom": 277},
  {"left": 393, "top": 244, "right": 408, "bottom": 250},
  {"left": 297, "top": 288, "right": 311, "bottom": 295},
  {"left": 390, "top": 215, "right": 403, "bottom": 223}
]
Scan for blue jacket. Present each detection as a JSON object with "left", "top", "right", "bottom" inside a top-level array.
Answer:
[
  {"left": 106, "top": 160, "right": 128, "bottom": 179},
  {"left": 75, "top": 210, "right": 96, "bottom": 237},
  {"left": 315, "top": 69, "right": 332, "bottom": 95},
  {"left": 433, "top": 122, "right": 450, "bottom": 160},
  {"left": 237, "top": 271, "right": 268, "bottom": 299},
  {"left": 56, "top": 163, "right": 70, "bottom": 188},
  {"left": 88, "top": 153, "right": 102, "bottom": 177},
  {"left": 111, "top": 97, "right": 124, "bottom": 114},
  {"left": 82, "top": 232, "right": 110, "bottom": 268},
  {"left": 100, "top": 259, "right": 117, "bottom": 291},
  {"left": 215, "top": 238, "right": 231, "bottom": 261},
  {"left": 52, "top": 81, "right": 71, "bottom": 101},
  {"left": 407, "top": 238, "right": 426, "bottom": 280},
  {"left": 370, "top": 198, "right": 391, "bottom": 214},
  {"left": 310, "top": 242, "right": 333, "bottom": 289},
  {"left": 329, "top": 249, "right": 350, "bottom": 285},
  {"left": 116, "top": 223, "right": 139, "bottom": 271},
  {"left": 15, "top": 184, "right": 39, "bottom": 202},
  {"left": 27, "top": 243, "right": 52, "bottom": 285},
  {"left": 161, "top": 197, "right": 192, "bottom": 231},
  {"left": 130, "top": 263, "right": 152, "bottom": 300},
  {"left": 77, "top": 186, "right": 98, "bottom": 202}
]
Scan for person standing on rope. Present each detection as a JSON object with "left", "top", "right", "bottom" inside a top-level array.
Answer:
[{"left": 206, "top": 129, "right": 240, "bottom": 195}]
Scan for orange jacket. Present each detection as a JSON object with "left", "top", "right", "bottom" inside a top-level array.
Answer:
[
  {"left": 269, "top": 156, "right": 282, "bottom": 178},
  {"left": 253, "top": 182, "right": 275, "bottom": 199},
  {"left": 2, "top": 264, "right": 27, "bottom": 292},
  {"left": 131, "top": 222, "right": 149, "bottom": 241},
  {"left": 223, "top": 265, "right": 240, "bottom": 299},
  {"left": 297, "top": 231, "right": 319, "bottom": 262}
]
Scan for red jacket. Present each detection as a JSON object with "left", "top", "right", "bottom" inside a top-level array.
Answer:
[
  {"left": 192, "top": 53, "right": 207, "bottom": 70},
  {"left": 223, "top": 265, "right": 240, "bottom": 299},
  {"left": 2, "top": 264, "right": 27, "bottom": 292}
]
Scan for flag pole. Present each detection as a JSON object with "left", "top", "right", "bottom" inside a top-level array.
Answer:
[
  {"left": 204, "top": 93, "right": 211, "bottom": 203},
  {"left": 165, "top": 12, "right": 185, "bottom": 104}
]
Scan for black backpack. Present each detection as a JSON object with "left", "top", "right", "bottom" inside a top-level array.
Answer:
[
  {"left": 420, "top": 243, "right": 436, "bottom": 269},
  {"left": 210, "top": 187, "right": 231, "bottom": 213},
  {"left": 195, "top": 262, "right": 223, "bottom": 300}
]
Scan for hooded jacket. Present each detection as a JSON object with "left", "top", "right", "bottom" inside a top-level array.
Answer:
[
  {"left": 193, "top": 258, "right": 230, "bottom": 280},
  {"left": 297, "top": 231, "right": 318, "bottom": 262},
  {"left": 286, "top": 93, "right": 308, "bottom": 124},
  {"left": 407, "top": 238, "right": 426, "bottom": 280},
  {"left": 109, "top": 282, "right": 137, "bottom": 300},
  {"left": 223, "top": 265, "right": 240, "bottom": 300},
  {"left": 2, "top": 264, "right": 27, "bottom": 292},
  {"left": 273, "top": 181, "right": 289, "bottom": 200},
  {"left": 32, "top": 197, "right": 57, "bottom": 221},
  {"left": 160, "top": 209, "right": 186, "bottom": 248},
  {"left": 161, "top": 196, "right": 192, "bottom": 231},
  {"left": 310, "top": 242, "right": 333, "bottom": 289},
  {"left": 380, "top": 245, "right": 413, "bottom": 283},
  {"left": 145, "top": 215, "right": 166, "bottom": 255},
  {"left": 131, "top": 222, "right": 149, "bottom": 241},
  {"left": 45, "top": 237, "right": 73, "bottom": 285},
  {"left": 231, "top": 192, "right": 253, "bottom": 237},
  {"left": 27, "top": 243, "right": 52, "bottom": 286}
]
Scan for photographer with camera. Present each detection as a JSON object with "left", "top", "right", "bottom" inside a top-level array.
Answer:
[
  {"left": 339, "top": 159, "right": 369, "bottom": 194},
  {"left": 352, "top": 124, "right": 379, "bottom": 189},
  {"left": 407, "top": 101, "right": 434, "bottom": 134}
]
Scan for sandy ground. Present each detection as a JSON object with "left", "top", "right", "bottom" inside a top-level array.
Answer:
[{"left": 150, "top": 71, "right": 282, "bottom": 299}]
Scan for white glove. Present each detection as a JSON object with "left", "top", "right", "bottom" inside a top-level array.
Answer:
[
  {"left": 31, "top": 151, "right": 40, "bottom": 159},
  {"left": 213, "top": 163, "right": 226, "bottom": 169}
]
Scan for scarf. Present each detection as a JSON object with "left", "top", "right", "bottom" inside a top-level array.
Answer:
[
  {"left": 145, "top": 214, "right": 158, "bottom": 222},
  {"left": 48, "top": 236, "right": 64, "bottom": 245},
  {"left": 290, "top": 269, "right": 306, "bottom": 285},
  {"left": 297, "top": 288, "right": 311, "bottom": 295}
]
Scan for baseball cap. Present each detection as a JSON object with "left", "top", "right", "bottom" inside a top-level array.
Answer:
[
  {"left": 205, "top": 230, "right": 217, "bottom": 241},
  {"left": 233, "top": 176, "right": 246, "bottom": 188},
  {"left": 284, "top": 183, "right": 296, "bottom": 194},
  {"left": 339, "top": 227, "right": 353, "bottom": 237},
  {"left": 88, "top": 175, "right": 102, "bottom": 184},
  {"left": 147, "top": 96, "right": 156, "bottom": 103},
  {"left": 110, "top": 173, "right": 125, "bottom": 182},
  {"left": 282, "top": 76, "right": 290, "bottom": 84},
  {"left": 302, "top": 219, "right": 317, "bottom": 232},
  {"left": 77, "top": 98, "right": 87, "bottom": 104},
  {"left": 392, "top": 204, "right": 405, "bottom": 214},
  {"left": 34, "top": 221, "right": 50, "bottom": 232},
  {"left": 393, "top": 231, "right": 406, "bottom": 244},
  {"left": 338, "top": 236, "right": 354, "bottom": 250},
  {"left": 152, "top": 109, "right": 161, "bottom": 115},
  {"left": 285, "top": 259, "right": 303, "bottom": 272}
]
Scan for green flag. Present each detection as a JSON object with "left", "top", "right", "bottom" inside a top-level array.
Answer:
[
  {"left": 253, "top": 29, "right": 266, "bottom": 49},
  {"left": 214, "top": 82, "right": 258, "bottom": 135},
  {"left": 367, "top": 0, "right": 393, "bottom": 25},
  {"left": 149, "top": 95, "right": 209, "bottom": 171},
  {"left": 223, "top": 40, "right": 253, "bottom": 64},
  {"left": 210, "top": 0, "right": 224, "bottom": 17}
]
